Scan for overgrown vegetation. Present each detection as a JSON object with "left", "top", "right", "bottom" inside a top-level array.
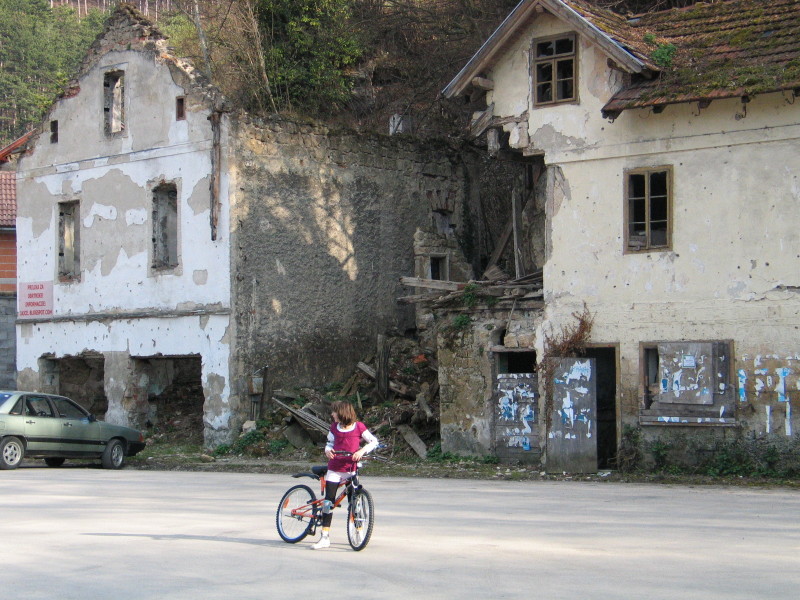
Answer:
[
  {"left": 617, "top": 429, "right": 800, "bottom": 479},
  {"left": 0, "top": 0, "right": 105, "bottom": 145}
]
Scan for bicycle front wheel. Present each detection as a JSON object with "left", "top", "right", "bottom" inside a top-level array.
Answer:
[
  {"left": 276, "top": 484, "right": 317, "bottom": 543},
  {"left": 346, "top": 488, "right": 374, "bottom": 551}
]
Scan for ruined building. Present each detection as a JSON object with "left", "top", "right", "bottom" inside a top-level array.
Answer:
[
  {"left": 439, "top": 0, "right": 800, "bottom": 471},
  {"left": 14, "top": 4, "right": 494, "bottom": 446}
]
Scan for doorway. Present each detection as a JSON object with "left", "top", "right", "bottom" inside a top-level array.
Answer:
[{"left": 584, "top": 346, "right": 617, "bottom": 470}]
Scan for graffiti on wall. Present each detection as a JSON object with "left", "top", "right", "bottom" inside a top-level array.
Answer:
[{"left": 495, "top": 373, "right": 537, "bottom": 451}]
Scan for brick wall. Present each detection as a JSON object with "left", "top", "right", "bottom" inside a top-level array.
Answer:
[{"left": 0, "top": 230, "right": 16, "bottom": 293}]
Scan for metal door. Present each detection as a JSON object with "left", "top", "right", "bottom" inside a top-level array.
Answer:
[{"left": 546, "top": 357, "right": 597, "bottom": 473}]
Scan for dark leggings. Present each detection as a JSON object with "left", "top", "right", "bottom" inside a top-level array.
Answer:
[{"left": 321, "top": 480, "right": 339, "bottom": 528}]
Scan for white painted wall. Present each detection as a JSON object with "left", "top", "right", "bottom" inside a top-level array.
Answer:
[
  {"left": 482, "top": 12, "right": 800, "bottom": 431},
  {"left": 15, "top": 48, "right": 233, "bottom": 436}
]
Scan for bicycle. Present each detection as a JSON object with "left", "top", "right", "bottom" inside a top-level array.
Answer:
[{"left": 275, "top": 451, "right": 377, "bottom": 551}]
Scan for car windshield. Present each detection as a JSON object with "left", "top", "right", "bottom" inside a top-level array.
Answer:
[{"left": 0, "top": 393, "right": 15, "bottom": 411}]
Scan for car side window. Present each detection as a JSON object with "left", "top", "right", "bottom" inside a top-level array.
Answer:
[
  {"left": 27, "top": 397, "right": 55, "bottom": 418},
  {"left": 9, "top": 398, "right": 24, "bottom": 415},
  {"left": 52, "top": 397, "right": 88, "bottom": 419}
]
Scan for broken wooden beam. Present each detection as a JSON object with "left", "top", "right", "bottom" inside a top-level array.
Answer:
[
  {"left": 400, "top": 277, "right": 464, "bottom": 291},
  {"left": 357, "top": 361, "right": 416, "bottom": 397},
  {"left": 398, "top": 424, "right": 428, "bottom": 459}
]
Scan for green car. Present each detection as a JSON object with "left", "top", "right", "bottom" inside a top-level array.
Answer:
[{"left": 0, "top": 391, "right": 145, "bottom": 470}]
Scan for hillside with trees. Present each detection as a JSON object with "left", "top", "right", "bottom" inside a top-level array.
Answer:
[{"left": 1, "top": 0, "right": 698, "bottom": 146}]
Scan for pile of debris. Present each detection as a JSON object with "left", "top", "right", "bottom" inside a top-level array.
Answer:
[{"left": 254, "top": 336, "right": 441, "bottom": 461}]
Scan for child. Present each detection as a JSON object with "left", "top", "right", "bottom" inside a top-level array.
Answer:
[{"left": 312, "top": 400, "right": 378, "bottom": 550}]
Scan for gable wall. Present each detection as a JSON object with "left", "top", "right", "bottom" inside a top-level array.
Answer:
[{"left": 15, "top": 48, "right": 234, "bottom": 441}]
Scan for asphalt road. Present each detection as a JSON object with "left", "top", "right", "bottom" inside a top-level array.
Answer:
[{"left": 0, "top": 465, "right": 797, "bottom": 599}]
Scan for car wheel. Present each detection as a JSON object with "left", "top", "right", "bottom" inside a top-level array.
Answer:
[
  {"left": 0, "top": 437, "right": 25, "bottom": 470},
  {"left": 101, "top": 438, "right": 125, "bottom": 469},
  {"left": 45, "top": 457, "right": 66, "bottom": 467}
]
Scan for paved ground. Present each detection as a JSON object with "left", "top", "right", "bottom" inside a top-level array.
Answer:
[{"left": 0, "top": 465, "right": 798, "bottom": 599}]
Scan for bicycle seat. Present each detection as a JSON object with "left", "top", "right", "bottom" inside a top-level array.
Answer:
[{"left": 312, "top": 465, "right": 327, "bottom": 478}]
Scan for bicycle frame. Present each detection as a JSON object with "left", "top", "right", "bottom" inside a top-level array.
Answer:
[{"left": 287, "top": 467, "right": 360, "bottom": 528}]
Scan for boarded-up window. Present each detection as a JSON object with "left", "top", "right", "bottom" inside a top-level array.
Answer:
[
  {"left": 625, "top": 167, "right": 671, "bottom": 252},
  {"left": 532, "top": 34, "right": 576, "bottom": 105},
  {"left": 152, "top": 184, "right": 178, "bottom": 269},
  {"left": 643, "top": 341, "right": 730, "bottom": 406},
  {"left": 103, "top": 70, "right": 125, "bottom": 135},
  {"left": 58, "top": 201, "right": 80, "bottom": 281}
]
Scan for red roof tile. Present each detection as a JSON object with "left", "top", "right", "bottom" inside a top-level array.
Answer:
[{"left": 0, "top": 172, "right": 16, "bottom": 228}]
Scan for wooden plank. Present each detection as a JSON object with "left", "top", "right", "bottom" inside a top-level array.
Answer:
[
  {"left": 357, "top": 362, "right": 415, "bottom": 397},
  {"left": 470, "top": 103, "right": 495, "bottom": 138},
  {"left": 400, "top": 277, "right": 463, "bottom": 291},
  {"left": 397, "top": 292, "right": 446, "bottom": 304},
  {"left": 471, "top": 76, "right": 494, "bottom": 91},
  {"left": 398, "top": 424, "right": 428, "bottom": 459}
]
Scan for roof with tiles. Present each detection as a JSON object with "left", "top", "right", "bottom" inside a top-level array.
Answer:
[
  {"left": 0, "top": 172, "right": 16, "bottom": 228},
  {"left": 601, "top": 0, "right": 800, "bottom": 116}
]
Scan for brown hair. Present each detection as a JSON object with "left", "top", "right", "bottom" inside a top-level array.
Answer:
[{"left": 331, "top": 401, "right": 357, "bottom": 427}]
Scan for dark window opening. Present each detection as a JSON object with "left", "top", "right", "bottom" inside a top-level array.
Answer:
[
  {"left": 429, "top": 255, "right": 448, "bottom": 281},
  {"left": 176, "top": 96, "right": 186, "bottom": 120},
  {"left": 103, "top": 70, "right": 125, "bottom": 135},
  {"left": 58, "top": 201, "right": 80, "bottom": 281},
  {"left": 498, "top": 351, "right": 537, "bottom": 374},
  {"left": 152, "top": 183, "right": 179, "bottom": 270},
  {"left": 533, "top": 34, "right": 576, "bottom": 105},
  {"left": 50, "top": 120, "right": 58, "bottom": 143}
]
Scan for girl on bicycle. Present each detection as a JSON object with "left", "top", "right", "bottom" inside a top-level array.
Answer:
[{"left": 312, "top": 400, "right": 378, "bottom": 550}]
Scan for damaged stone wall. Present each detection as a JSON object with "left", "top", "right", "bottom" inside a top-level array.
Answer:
[
  {"left": 228, "top": 116, "right": 480, "bottom": 390},
  {"left": 437, "top": 301, "right": 543, "bottom": 461}
]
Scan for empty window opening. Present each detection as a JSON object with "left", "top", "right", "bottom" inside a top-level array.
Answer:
[
  {"left": 644, "top": 346, "right": 659, "bottom": 409},
  {"left": 176, "top": 96, "right": 186, "bottom": 120},
  {"left": 103, "top": 70, "right": 125, "bottom": 135},
  {"left": 429, "top": 255, "right": 449, "bottom": 280},
  {"left": 533, "top": 34, "right": 576, "bottom": 105},
  {"left": 626, "top": 167, "right": 671, "bottom": 251},
  {"left": 152, "top": 183, "right": 178, "bottom": 269},
  {"left": 497, "top": 351, "right": 537, "bottom": 374},
  {"left": 50, "top": 120, "right": 58, "bottom": 143},
  {"left": 58, "top": 201, "right": 80, "bottom": 281}
]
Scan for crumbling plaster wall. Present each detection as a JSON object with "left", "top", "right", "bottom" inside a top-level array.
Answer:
[
  {"left": 15, "top": 46, "right": 237, "bottom": 445},
  {"left": 438, "top": 305, "right": 543, "bottom": 457},
  {"left": 228, "top": 116, "right": 477, "bottom": 389},
  {"left": 482, "top": 13, "right": 800, "bottom": 440}
]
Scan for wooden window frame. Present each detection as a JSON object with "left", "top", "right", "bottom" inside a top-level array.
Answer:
[
  {"left": 531, "top": 33, "right": 578, "bottom": 107},
  {"left": 624, "top": 166, "right": 672, "bottom": 253}
]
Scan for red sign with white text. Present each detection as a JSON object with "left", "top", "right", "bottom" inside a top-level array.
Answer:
[{"left": 19, "top": 281, "right": 54, "bottom": 318}]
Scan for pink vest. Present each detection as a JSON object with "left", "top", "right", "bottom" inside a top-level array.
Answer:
[{"left": 327, "top": 422, "right": 367, "bottom": 472}]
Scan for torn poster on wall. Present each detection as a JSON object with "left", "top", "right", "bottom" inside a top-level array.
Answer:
[{"left": 495, "top": 373, "right": 537, "bottom": 451}]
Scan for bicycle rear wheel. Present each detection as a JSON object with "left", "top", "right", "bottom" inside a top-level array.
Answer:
[
  {"left": 276, "top": 484, "right": 317, "bottom": 543},
  {"left": 346, "top": 488, "right": 374, "bottom": 551}
]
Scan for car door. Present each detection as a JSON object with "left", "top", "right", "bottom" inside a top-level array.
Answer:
[
  {"left": 22, "top": 395, "right": 63, "bottom": 452},
  {"left": 50, "top": 396, "right": 102, "bottom": 456}
]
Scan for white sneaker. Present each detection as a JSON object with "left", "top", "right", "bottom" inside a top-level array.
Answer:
[{"left": 312, "top": 536, "right": 330, "bottom": 550}]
